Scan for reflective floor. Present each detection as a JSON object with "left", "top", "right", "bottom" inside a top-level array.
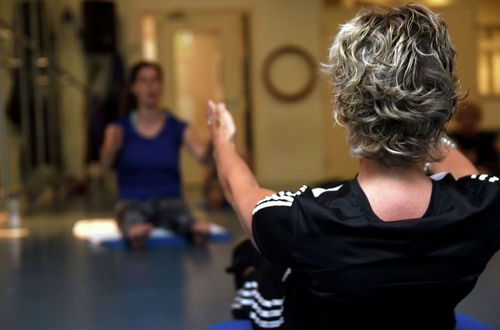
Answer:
[{"left": 0, "top": 193, "right": 499, "bottom": 330}]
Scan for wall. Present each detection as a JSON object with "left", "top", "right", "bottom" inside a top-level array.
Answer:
[
  {"left": 251, "top": 0, "right": 324, "bottom": 188},
  {"left": 478, "top": 0, "right": 500, "bottom": 130},
  {"left": 322, "top": 7, "right": 361, "bottom": 181},
  {"left": 439, "top": 2, "right": 478, "bottom": 95}
]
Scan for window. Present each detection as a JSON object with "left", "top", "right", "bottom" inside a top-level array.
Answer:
[
  {"left": 478, "top": 25, "right": 500, "bottom": 95},
  {"left": 141, "top": 14, "right": 157, "bottom": 61}
]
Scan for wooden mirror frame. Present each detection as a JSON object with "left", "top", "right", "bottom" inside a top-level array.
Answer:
[{"left": 262, "top": 45, "right": 316, "bottom": 101}]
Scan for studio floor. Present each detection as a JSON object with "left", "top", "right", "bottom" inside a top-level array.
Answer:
[{"left": 0, "top": 193, "right": 499, "bottom": 330}]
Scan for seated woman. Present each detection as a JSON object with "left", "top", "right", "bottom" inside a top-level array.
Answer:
[
  {"left": 101, "top": 61, "right": 211, "bottom": 248},
  {"left": 207, "top": 4, "right": 499, "bottom": 329}
]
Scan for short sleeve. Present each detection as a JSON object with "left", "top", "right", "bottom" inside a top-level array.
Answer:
[
  {"left": 458, "top": 174, "right": 500, "bottom": 191},
  {"left": 251, "top": 186, "right": 307, "bottom": 266},
  {"left": 111, "top": 115, "right": 128, "bottom": 128},
  {"left": 457, "top": 174, "right": 500, "bottom": 252},
  {"left": 166, "top": 111, "right": 188, "bottom": 147}
]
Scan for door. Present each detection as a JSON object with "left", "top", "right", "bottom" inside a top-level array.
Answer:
[{"left": 157, "top": 10, "right": 248, "bottom": 187}]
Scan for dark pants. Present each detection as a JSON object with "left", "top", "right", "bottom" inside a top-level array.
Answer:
[{"left": 115, "top": 198, "right": 195, "bottom": 241}]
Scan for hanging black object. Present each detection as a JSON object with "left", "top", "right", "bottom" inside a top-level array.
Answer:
[{"left": 82, "top": 1, "right": 116, "bottom": 53}]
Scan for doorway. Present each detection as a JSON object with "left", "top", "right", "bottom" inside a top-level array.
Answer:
[{"left": 155, "top": 10, "right": 250, "bottom": 187}]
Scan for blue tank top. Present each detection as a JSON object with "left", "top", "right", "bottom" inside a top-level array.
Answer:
[{"left": 114, "top": 111, "right": 187, "bottom": 200}]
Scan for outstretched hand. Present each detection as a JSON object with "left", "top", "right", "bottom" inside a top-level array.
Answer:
[
  {"left": 204, "top": 100, "right": 273, "bottom": 243},
  {"left": 206, "top": 100, "right": 236, "bottom": 146}
]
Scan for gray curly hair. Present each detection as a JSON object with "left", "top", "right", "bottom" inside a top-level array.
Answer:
[{"left": 323, "top": 3, "right": 460, "bottom": 166}]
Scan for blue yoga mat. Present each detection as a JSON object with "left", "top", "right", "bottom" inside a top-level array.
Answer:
[
  {"left": 102, "top": 231, "right": 232, "bottom": 249},
  {"left": 208, "top": 314, "right": 494, "bottom": 330},
  {"left": 74, "top": 219, "right": 232, "bottom": 249},
  {"left": 454, "top": 312, "right": 495, "bottom": 330},
  {"left": 208, "top": 320, "right": 252, "bottom": 330}
]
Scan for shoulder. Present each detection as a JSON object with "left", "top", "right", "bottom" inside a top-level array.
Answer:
[
  {"left": 431, "top": 171, "right": 499, "bottom": 184},
  {"left": 462, "top": 173, "right": 499, "bottom": 183},
  {"left": 111, "top": 114, "right": 130, "bottom": 127},
  {"left": 253, "top": 186, "right": 308, "bottom": 215},
  {"left": 457, "top": 174, "right": 499, "bottom": 194},
  {"left": 251, "top": 186, "right": 309, "bottom": 265},
  {"left": 454, "top": 174, "right": 500, "bottom": 251},
  {"left": 432, "top": 171, "right": 499, "bottom": 187},
  {"left": 253, "top": 181, "right": 349, "bottom": 217},
  {"left": 251, "top": 183, "right": 350, "bottom": 265},
  {"left": 433, "top": 173, "right": 500, "bottom": 208},
  {"left": 166, "top": 111, "right": 188, "bottom": 129}
]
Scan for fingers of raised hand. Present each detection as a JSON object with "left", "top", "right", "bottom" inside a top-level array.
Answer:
[
  {"left": 220, "top": 104, "right": 235, "bottom": 129},
  {"left": 206, "top": 101, "right": 235, "bottom": 134},
  {"left": 206, "top": 100, "right": 217, "bottom": 125}
]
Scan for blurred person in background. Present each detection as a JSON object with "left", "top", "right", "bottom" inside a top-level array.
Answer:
[
  {"left": 208, "top": 4, "right": 500, "bottom": 329},
  {"left": 449, "top": 100, "right": 499, "bottom": 175},
  {"left": 100, "top": 61, "right": 211, "bottom": 249}
]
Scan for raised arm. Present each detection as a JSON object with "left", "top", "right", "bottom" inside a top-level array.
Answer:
[
  {"left": 207, "top": 101, "right": 274, "bottom": 240},
  {"left": 183, "top": 125, "right": 212, "bottom": 165},
  {"left": 100, "top": 124, "right": 123, "bottom": 172},
  {"left": 430, "top": 136, "right": 479, "bottom": 179}
]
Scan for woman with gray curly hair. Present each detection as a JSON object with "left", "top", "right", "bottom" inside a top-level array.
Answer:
[{"left": 208, "top": 3, "right": 499, "bottom": 329}]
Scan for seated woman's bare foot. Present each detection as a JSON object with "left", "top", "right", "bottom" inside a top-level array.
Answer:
[
  {"left": 128, "top": 223, "right": 153, "bottom": 250},
  {"left": 190, "top": 221, "right": 211, "bottom": 246}
]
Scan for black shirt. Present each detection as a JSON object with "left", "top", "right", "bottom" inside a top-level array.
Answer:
[{"left": 252, "top": 173, "right": 500, "bottom": 329}]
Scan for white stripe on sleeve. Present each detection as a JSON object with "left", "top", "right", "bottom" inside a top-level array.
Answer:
[
  {"left": 253, "top": 186, "right": 308, "bottom": 214},
  {"left": 252, "top": 201, "right": 293, "bottom": 214},
  {"left": 312, "top": 184, "right": 343, "bottom": 197}
]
